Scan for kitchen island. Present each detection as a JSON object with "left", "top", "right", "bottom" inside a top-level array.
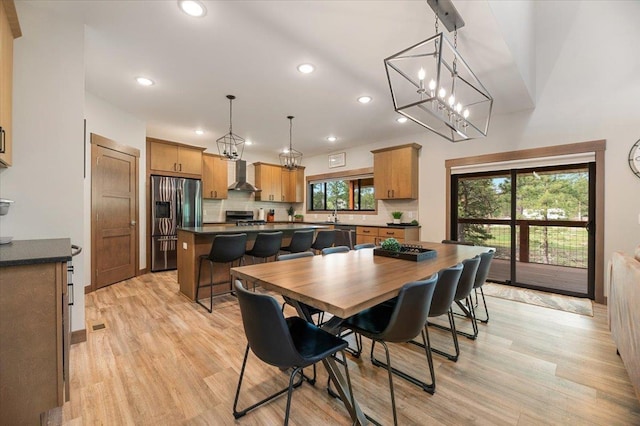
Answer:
[{"left": 177, "top": 224, "right": 328, "bottom": 301}]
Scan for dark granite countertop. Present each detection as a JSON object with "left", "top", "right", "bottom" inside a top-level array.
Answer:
[
  {"left": 179, "top": 223, "right": 329, "bottom": 235},
  {"left": 0, "top": 238, "right": 72, "bottom": 266}
]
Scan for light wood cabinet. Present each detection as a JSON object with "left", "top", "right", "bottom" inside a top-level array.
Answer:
[
  {"left": 254, "top": 163, "right": 283, "bottom": 202},
  {"left": 148, "top": 138, "right": 204, "bottom": 177},
  {"left": 202, "top": 153, "right": 228, "bottom": 199},
  {"left": 356, "top": 226, "right": 378, "bottom": 245},
  {"left": 255, "top": 163, "right": 305, "bottom": 203},
  {"left": 282, "top": 167, "right": 305, "bottom": 203},
  {"left": 0, "top": 1, "right": 21, "bottom": 167},
  {"left": 356, "top": 225, "right": 419, "bottom": 245},
  {"left": 372, "top": 143, "right": 421, "bottom": 199}
]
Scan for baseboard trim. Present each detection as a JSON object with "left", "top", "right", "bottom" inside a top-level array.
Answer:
[
  {"left": 138, "top": 267, "right": 148, "bottom": 276},
  {"left": 71, "top": 329, "right": 87, "bottom": 345}
]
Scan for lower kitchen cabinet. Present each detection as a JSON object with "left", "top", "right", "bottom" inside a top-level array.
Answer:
[
  {"left": 356, "top": 225, "right": 419, "bottom": 245},
  {"left": 0, "top": 239, "right": 71, "bottom": 425}
]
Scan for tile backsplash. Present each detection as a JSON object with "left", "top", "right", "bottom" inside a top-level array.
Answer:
[
  {"left": 202, "top": 191, "right": 303, "bottom": 223},
  {"left": 203, "top": 191, "right": 418, "bottom": 226}
]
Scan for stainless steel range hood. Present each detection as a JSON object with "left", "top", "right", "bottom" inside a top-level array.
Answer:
[{"left": 228, "top": 160, "right": 261, "bottom": 192}]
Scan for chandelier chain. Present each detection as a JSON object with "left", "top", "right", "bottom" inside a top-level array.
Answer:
[
  {"left": 289, "top": 117, "right": 293, "bottom": 150},
  {"left": 453, "top": 27, "right": 458, "bottom": 74},
  {"left": 228, "top": 98, "right": 233, "bottom": 133}
]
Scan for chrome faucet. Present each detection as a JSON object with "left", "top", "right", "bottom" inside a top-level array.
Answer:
[{"left": 333, "top": 206, "right": 338, "bottom": 223}]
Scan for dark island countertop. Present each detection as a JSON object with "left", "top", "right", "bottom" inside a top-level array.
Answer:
[
  {"left": 0, "top": 238, "right": 72, "bottom": 267},
  {"left": 179, "top": 223, "right": 329, "bottom": 235}
]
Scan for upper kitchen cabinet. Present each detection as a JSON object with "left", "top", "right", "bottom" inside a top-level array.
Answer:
[
  {"left": 147, "top": 137, "right": 205, "bottom": 177},
  {"left": 282, "top": 167, "right": 305, "bottom": 203},
  {"left": 0, "top": 0, "right": 21, "bottom": 167},
  {"left": 202, "top": 153, "right": 228, "bottom": 199},
  {"left": 372, "top": 143, "right": 421, "bottom": 200},
  {"left": 254, "top": 162, "right": 282, "bottom": 202}
]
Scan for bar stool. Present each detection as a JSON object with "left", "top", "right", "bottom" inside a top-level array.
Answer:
[
  {"left": 310, "top": 230, "right": 336, "bottom": 254},
  {"left": 196, "top": 233, "right": 247, "bottom": 313},
  {"left": 245, "top": 231, "right": 283, "bottom": 264},
  {"left": 280, "top": 229, "right": 315, "bottom": 254}
]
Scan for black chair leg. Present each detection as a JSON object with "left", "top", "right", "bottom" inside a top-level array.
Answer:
[
  {"left": 370, "top": 330, "right": 435, "bottom": 394},
  {"left": 449, "top": 296, "right": 479, "bottom": 340},
  {"left": 477, "top": 287, "right": 490, "bottom": 323},
  {"left": 426, "top": 309, "right": 460, "bottom": 362},
  {"left": 233, "top": 345, "right": 304, "bottom": 421}
]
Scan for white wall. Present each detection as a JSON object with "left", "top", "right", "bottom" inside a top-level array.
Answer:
[
  {"left": 84, "top": 92, "right": 147, "bottom": 280},
  {"left": 0, "top": 3, "right": 86, "bottom": 331}
]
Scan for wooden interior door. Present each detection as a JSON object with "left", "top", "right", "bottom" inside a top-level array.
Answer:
[{"left": 91, "top": 134, "right": 139, "bottom": 289}]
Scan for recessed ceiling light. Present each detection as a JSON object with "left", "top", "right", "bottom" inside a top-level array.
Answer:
[
  {"left": 357, "top": 96, "right": 372, "bottom": 104},
  {"left": 178, "top": 0, "right": 207, "bottom": 17},
  {"left": 297, "top": 63, "right": 315, "bottom": 74},
  {"left": 245, "top": 140, "right": 253, "bottom": 146},
  {"left": 136, "top": 77, "right": 154, "bottom": 86},
  {"left": 396, "top": 117, "right": 408, "bottom": 123},
  {"left": 326, "top": 136, "right": 337, "bottom": 142},
  {"left": 195, "top": 129, "right": 204, "bottom": 135}
]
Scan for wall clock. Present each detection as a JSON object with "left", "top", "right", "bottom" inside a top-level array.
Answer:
[{"left": 630, "top": 139, "right": 640, "bottom": 178}]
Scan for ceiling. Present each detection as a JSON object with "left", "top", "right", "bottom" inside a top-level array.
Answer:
[{"left": 23, "top": 0, "right": 535, "bottom": 158}]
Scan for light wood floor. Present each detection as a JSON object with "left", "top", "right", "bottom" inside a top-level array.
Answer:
[{"left": 60, "top": 271, "right": 640, "bottom": 425}]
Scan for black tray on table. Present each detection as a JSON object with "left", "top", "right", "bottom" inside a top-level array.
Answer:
[{"left": 373, "top": 244, "right": 437, "bottom": 262}]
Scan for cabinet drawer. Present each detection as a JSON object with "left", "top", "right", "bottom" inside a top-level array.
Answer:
[
  {"left": 356, "top": 226, "right": 379, "bottom": 236},
  {"left": 379, "top": 228, "right": 405, "bottom": 239}
]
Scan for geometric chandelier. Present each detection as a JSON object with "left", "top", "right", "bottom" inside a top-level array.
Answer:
[
  {"left": 384, "top": 0, "right": 493, "bottom": 142},
  {"left": 217, "top": 94, "right": 245, "bottom": 160},
  {"left": 279, "top": 115, "right": 303, "bottom": 170}
]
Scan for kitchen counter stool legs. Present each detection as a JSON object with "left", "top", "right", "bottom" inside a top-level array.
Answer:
[{"left": 196, "top": 233, "right": 248, "bottom": 313}]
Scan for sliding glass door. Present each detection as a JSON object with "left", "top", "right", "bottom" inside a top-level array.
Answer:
[{"left": 451, "top": 163, "right": 595, "bottom": 298}]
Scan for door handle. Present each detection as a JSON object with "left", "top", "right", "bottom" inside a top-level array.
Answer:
[
  {"left": 131, "top": 220, "right": 137, "bottom": 226},
  {"left": 0, "top": 127, "right": 5, "bottom": 154}
]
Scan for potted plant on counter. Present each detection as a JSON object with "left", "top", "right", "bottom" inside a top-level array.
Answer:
[
  {"left": 294, "top": 214, "right": 304, "bottom": 222},
  {"left": 391, "top": 211, "right": 403, "bottom": 225},
  {"left": 287, "top": 206, "right": 295, "bottom": 222}
]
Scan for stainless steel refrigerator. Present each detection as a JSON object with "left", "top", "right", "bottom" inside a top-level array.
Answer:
[{"left": 151, "top": 176, "right": 202, "bottom": 272}]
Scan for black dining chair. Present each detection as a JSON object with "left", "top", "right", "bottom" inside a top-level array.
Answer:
[
  {"left": 354, "top": 243, "right": 375, "bottom": 250},
  {"left": 430, "top": 256, "right": 481, "bottom": 344},
  {"left": 310, "top": 230, "right": 336, "bottom": 254},
  {"left": 233, "top": 280, "right": 354, "bottom": 426},
  {"left": 321, "top": 245, "right": 350, "bottom": 255},
  {"left": 341, "top": 276, "right": 438, "bottom": 425},
  {"left": 472, "top": 250, "right": 495, "bottom": 325},
  {"left": 195, "top": 233, "right": 247, "bottom": 313},
  {"left": 245, "top": 231, "right": 283, "bottom": 264},
  {"left": 280, "top": 229, "right": 315, "bottom": 254}
]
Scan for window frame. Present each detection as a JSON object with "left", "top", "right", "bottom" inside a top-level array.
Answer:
[{"left": 306, "top": 167, "right": 377, "bottom": 214}]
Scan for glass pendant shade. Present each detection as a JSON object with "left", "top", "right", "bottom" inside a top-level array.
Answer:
[{"left": 384, "top": 33, "right": 493, "bottom": 142}]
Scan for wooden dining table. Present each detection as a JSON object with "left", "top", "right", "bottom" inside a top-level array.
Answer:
[{"left": 230, "top": 241, "right": 492, "bottom": 425}]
